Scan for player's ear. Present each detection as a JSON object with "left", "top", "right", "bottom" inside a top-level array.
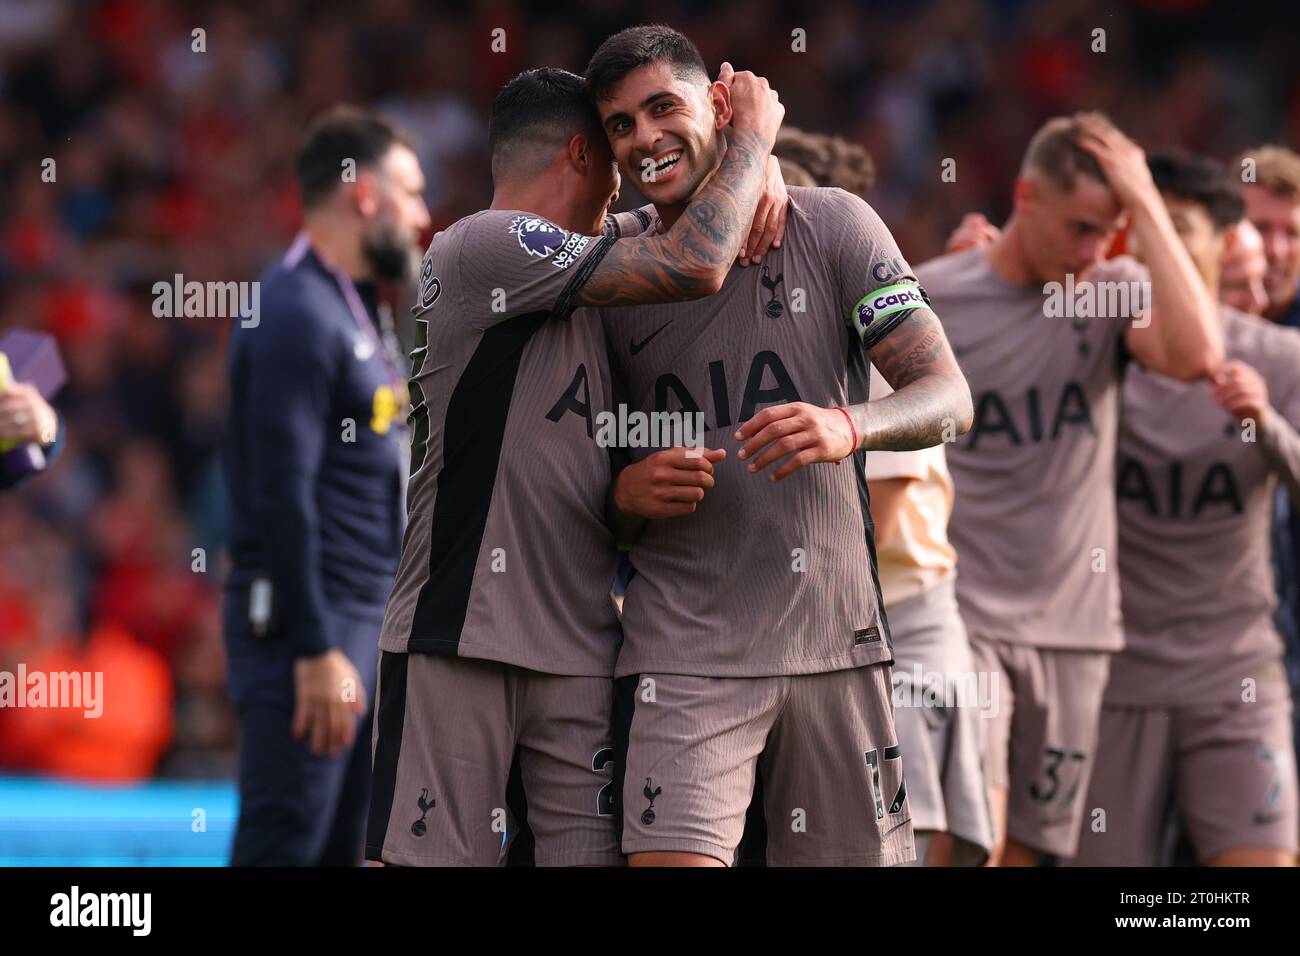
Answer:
[
  {"left": 353, "top": 171, "right": 380, "bottom": 218},
  {"left": 1223, "top": 221, "right": 1242, "bottom": 256},
  {"left": 1011, "top": 175, "right": 1036, "bottom": 211},
  {"left": 709, "top": 80, "right": 733, "bottom": 131},
  {"left": 567, "top": 133, "right": 590, "bottom": 175}
]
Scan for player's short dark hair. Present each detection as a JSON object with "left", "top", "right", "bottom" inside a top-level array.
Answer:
[
  {"left": 584, "top": 24, "right": 710, "bottom": 104},
  {"left": 296, "top": 106, "right": 412, "bottom": 210},
  {"left": 773, "top": 127, "right": 876, "bottom": 197},
  {"left": 1147, "top": 147, "right": 1244, "bottom": 231},
  {"left": 1020, "top": 112, "right": 1111, "bottom": 194},
  {"left": 489, "top": 68, "right": 605, "bottom": 181}
]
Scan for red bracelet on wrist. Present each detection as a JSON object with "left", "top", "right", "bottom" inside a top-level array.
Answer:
[{"left": 833, "top": 406, "right": 858, "bottom": 462}]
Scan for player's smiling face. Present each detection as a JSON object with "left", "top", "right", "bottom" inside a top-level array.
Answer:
[
  {"left": 596, "top": 61, "right": 725, "bottom": 209},
  {"left": 1220, "top": 220, "right": 1270, "bottom": 316},
  {"left": 1242, "top": 184, "right": 1300, "bottom": 307}
]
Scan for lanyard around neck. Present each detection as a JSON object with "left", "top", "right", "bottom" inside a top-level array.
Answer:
[{"left": 295, "top": 232, "right": 406, "bottom": 388}]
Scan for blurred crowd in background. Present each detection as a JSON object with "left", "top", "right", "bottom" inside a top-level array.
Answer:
[{"left": 0, "top": 0, "right": 1297, "bottom": 782}]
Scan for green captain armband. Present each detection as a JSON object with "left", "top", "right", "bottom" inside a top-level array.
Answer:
[{"left": 850, "top": 283, "right": 929, "bottom": 344}]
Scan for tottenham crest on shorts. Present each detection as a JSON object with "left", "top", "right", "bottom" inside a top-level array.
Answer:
[{"left": 509, "top": 215, "right": 567, "bottom": 258}]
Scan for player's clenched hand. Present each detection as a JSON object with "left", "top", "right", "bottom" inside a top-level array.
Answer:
[
  {"left": 614, "top": 447, "right": 726, "bottom": 518},
  {"left": 292, "top": 649, "right": 367, "bottom": 758},
  {"left": 735, "top": 403, "right": 856, "bottom": 481},
  {"left": 719, "top": 61, "right": 783, "bottom": 151},
  {"left": 1073, "top": 115, "right": 1157, "bottom": 212},
  {"left": 946, "top": 212, "right": 1000, "bottom": 254},
  {"left": 1212, "top": 360, "right": 1270, "bottom": 429}
]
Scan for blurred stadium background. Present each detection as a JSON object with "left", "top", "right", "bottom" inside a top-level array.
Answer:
[{"left": 0, "top": 0, "right": 1297, "bottom": 864}]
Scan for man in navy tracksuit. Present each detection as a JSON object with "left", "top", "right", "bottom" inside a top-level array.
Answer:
[{"left": 223, "top": 107, "right": 429, "bottom": 865}]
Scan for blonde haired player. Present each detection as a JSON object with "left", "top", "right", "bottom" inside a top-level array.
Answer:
[{"left": 920, "top": 113, "right": 1223, "bottom": 865}]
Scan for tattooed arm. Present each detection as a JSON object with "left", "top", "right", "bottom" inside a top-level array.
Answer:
[
  {"left": 854, "top": 308, "right": 972, "bottom": 451},
  {"left": 577, "top": 69, "right": 784, "bottom": 307},
  {"left": 603, "top": 153, "right": 788, "bottom": 265},
  {"left": 578, "top": 129, "right": 772, "bottom": 306},
  {"left": 735, "top": 309, "right": 971, "bottom": 480},
  {"left": 732, "top": 183, "right": 969, "bottom": 480}
]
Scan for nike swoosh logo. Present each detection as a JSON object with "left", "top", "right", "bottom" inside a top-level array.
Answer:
[{"left": 630, "top": 322, "right": 671, "bottom": 355}]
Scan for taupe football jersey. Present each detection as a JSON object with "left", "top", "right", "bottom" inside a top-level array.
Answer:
[
  {"left": 599, "top": 186, "right": 928, "bottom": 678},
  {"left": 378, "top": 209, "right": 622, "bottom": 676},
  {"left": 917, "top": 248, "right": 1149, "bottom": 651},
  {"left": 1106, "top": 306, "right": 1300, "bottom": 705}
]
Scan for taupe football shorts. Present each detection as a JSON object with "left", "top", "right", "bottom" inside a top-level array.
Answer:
[
  {"left": 366, "top": 652, "right": 622, "bottom": 867},
  {"left": 1070, "top": 695, "right": 1298, "bottom": 865},
  {"left": 616, "top": 663, "right": 915, "bottom": 866},
  {"left": 970, "top": 635, "right": 1110, "bottom": 858},
  {"left": 889, "top": 576, "right": 995, "bottom": 866}
]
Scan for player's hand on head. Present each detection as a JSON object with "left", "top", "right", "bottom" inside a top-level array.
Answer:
[
  {"left": 735, "top": 402, "right": 856, "bottom": 481},
  {"left": 723, "top": 65, "right": 783, "bottom": 151},
  {"left": 740, "top": 156, "right": 789, "bottom": 266},
  {"left": 717, "top": 62, "right": 786, "bottom": 264},
  {"left": 1211, "top": 360, "right": 1270, "bottom": 429},
  {"left": 614, "top": 446, "right": 726, "bottom": 518},
  {"left": 292, "top": 648, "right": 367, "bottom": 758},
  {"left": 946, "top": 213, "right": 1000, "bottom": 254},
  {"left": 1073, "top": 116, "right": 1156, "bottom": 211}
]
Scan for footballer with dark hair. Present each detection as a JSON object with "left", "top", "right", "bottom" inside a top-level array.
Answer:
[
  {"left": 588, "top": 24, "right": 973, "bottom": 867},
  {"left": 365, "top": 66, "right": 786, "bottom": 866}
]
